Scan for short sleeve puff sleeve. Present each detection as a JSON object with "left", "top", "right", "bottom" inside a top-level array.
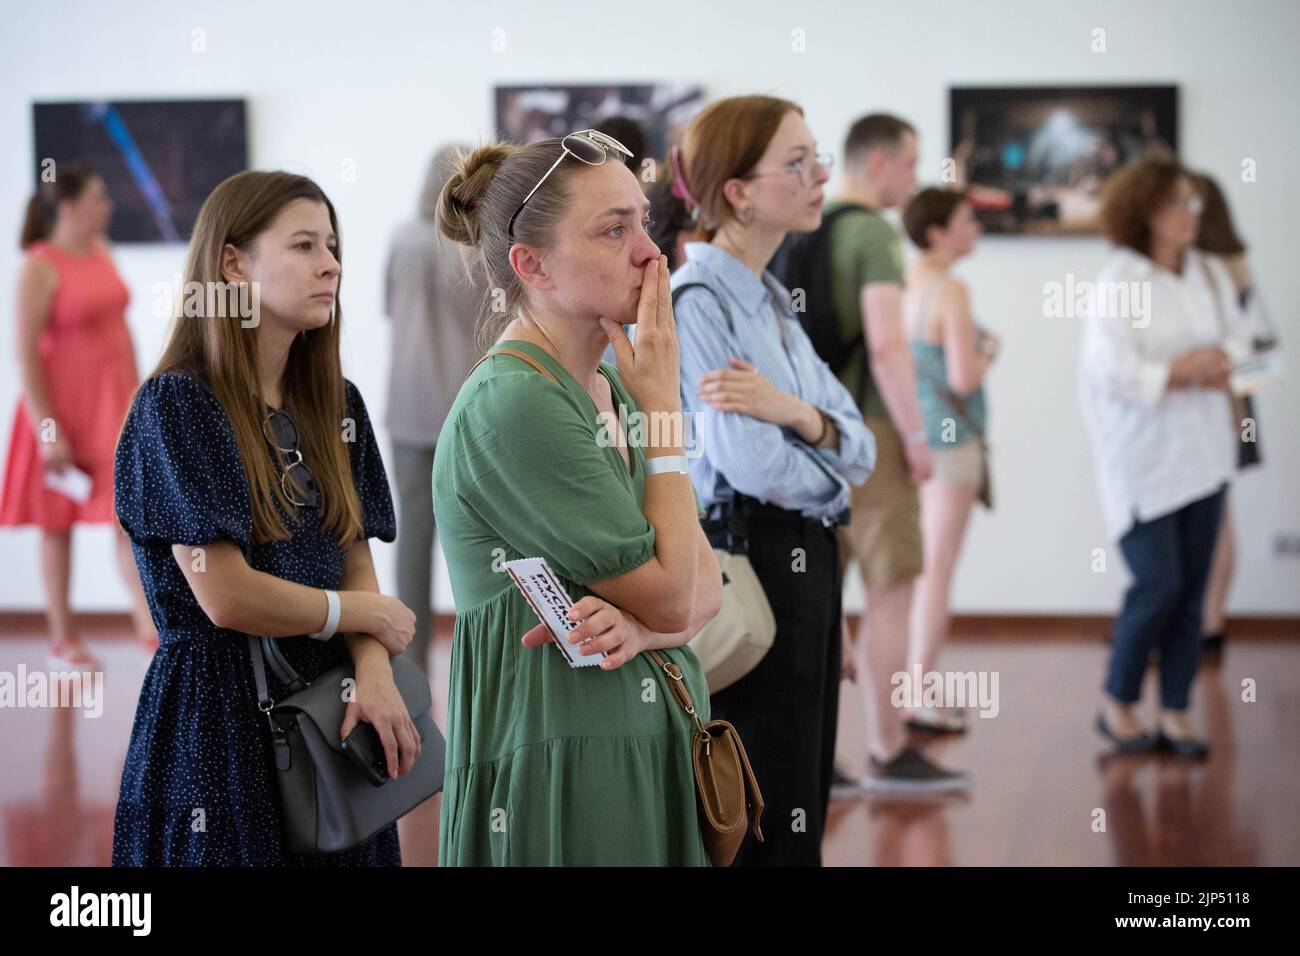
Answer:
[
  {"left": 457, "top": 367, "right": 656, "bottom": 586},
  {"left": 114, "top": 372, "right": 254, "bottom": 555},
  {"left": 344, "top": 379, "right": 397, "bottom": 543}
]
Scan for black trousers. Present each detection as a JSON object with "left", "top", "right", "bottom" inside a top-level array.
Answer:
[{"left": 705, "top": 499, "right": 843, "bottom": 867}]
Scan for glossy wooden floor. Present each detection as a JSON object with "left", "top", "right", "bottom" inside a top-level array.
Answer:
[{"left": 1, "top": 616, "right": 1295, "bottom": 866}]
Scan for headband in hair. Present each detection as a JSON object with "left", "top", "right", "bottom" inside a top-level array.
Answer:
[{"left": 669, "top": 145, "right": 701, "bottom": 211}]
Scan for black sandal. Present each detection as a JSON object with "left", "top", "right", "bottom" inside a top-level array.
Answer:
[{"left": 1095, "top": 710, "right": 1155, "bottom": 753}]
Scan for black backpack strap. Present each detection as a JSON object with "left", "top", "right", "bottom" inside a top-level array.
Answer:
[{"left": 794, "top": 202, "right": 877, "bottom": 409}]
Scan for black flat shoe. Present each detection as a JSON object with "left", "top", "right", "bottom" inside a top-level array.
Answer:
[
  {"left": 1095, "top": 711, "right": 1155, "bottom": 753},
  {"left": 1154, "top": 730, "right": 1210, "bottom": 759},
  {"left": 1201, "top": 632, "right": 1225, "bottom": 656}
]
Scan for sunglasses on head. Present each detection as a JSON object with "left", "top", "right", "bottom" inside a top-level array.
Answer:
[
  {"left": 262, "top": 408, "right": 319, "bottom": 508},
  {"left": 507, "top": 129, "right": 634, "bottom": 240}
]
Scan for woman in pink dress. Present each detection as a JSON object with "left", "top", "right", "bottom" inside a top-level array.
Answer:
[{"left": 1, "top": 164, "right": 156, "bottom": 667}]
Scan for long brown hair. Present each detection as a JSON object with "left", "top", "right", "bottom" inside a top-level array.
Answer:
[
  {"left": 145, "top": 170, "right": 362, "bottom": 549},
  {"left": 21, "top": 163, "right": 97, "bottom": 250},
  {"left": 667, "top": 95, "right": 803, "bottom": 242}
]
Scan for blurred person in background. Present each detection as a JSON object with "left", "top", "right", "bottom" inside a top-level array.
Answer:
[
  {"left": 0, "top": 164, "right": 155, "bottom": 667},
  {"left": 1190, "top": 172, "right": 1278, "bottom": 658},
  {"left": 900, "top": 187, "right": 997, "bottom": 735},
  {"left": 383, "top": 145, "right": 487, "bottom": 674},
  {"left": 820, "top": 114, "right": 966, "bottom": 792},
  {"left": 597, "top": 115, "right": 647, "bottom": 174},
  {"left": 1083, "top": 158, "right": 1255, "bottom": 759}
]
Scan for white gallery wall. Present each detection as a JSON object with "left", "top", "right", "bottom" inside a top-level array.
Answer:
[{"left": 0, "top": 0, "right": 1296, "bottom": 615}]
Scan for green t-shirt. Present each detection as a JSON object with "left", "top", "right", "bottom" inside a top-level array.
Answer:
[{"left": 825, "top": 201, "right": 905, "bottom": 419}]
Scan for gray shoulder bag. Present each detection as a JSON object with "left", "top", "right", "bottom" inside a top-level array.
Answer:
[{"left": 248, "top": 634, "right": 446, "bottom": 855}]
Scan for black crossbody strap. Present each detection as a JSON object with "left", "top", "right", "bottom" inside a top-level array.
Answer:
[{"left": 248, "top": 634, "right": 275, "bottom": 713}]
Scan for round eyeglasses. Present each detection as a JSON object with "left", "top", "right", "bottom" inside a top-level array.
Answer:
[{"left": 743, "top": 152, "right": 835, "bottom": 188}]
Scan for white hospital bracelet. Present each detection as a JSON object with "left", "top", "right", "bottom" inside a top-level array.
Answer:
[
  {"left": 643, "top": 454, "right": 689, "bottom": 477},
  {"left": 309, "top": 589, "right": 340, "bottom": 641}
]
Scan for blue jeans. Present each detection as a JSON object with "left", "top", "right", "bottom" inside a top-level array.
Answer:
[{"left": 1104, "top": 486, "right": 1226, "bottom": 710}]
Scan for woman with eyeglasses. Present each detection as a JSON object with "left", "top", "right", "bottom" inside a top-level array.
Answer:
[
  {"left": 667, "top": 95, "right": 876, "bottom": 866},
  {"left": 111, "top": 171, "right": 418, "bottom": 866},
  {"left": 1082, "top": 158, "right": 1254, "bottom": 759},
  {"left": 432, "top": 130, "right": 723, "bottom": 865}
]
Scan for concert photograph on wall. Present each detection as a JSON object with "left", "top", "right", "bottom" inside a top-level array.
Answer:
[{"left": 949, "top": 85, "right": 1178, "bottom": 235}]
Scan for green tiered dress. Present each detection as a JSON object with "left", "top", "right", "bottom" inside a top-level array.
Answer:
[{"left": 432, "top": 339, "right": 710, "bottom": 866}]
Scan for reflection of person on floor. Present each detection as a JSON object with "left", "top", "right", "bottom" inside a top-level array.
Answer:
[
  {"left": 1100, "top": 659, "right": 1255, "bottom": 866},
  {"left": 872, "top": 800, "right": 954, "bottom": 867}
]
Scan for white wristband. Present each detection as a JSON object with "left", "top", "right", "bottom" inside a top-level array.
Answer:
[
  {"left": 309, "top": 589, "right": 340, "bottom": 641},
  {"left": 643, "top": 454, "right": 689, "bottom": 477}
]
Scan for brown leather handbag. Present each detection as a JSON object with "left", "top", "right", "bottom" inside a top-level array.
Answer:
[{"left": 648, "top": 649, "right": 764, "bottom": 867}]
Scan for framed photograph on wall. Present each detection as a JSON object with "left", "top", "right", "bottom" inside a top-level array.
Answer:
[
  {"left": 949, "top": 85, "right": 1178, "bottom": 235},
  {"left": 494, "top": 83, "right": 704, "bottom": 174},
  {"left": 33, "top": 98, "right": 249, "bottom": 244}
]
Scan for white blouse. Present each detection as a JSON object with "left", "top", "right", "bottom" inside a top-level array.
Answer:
[{"left": 1079, "top": 246, "right": 1254, "bottom": 541}]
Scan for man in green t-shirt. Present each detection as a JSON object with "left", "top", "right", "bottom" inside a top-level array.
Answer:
[{"left": 828, "top": 114, "right": 966, "bottom": 793}]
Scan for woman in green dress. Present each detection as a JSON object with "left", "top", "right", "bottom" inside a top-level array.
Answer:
[{"left": 431, "top": 132, "right": 723, "bottom": 865}]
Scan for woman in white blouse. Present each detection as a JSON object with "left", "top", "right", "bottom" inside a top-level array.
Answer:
[{"left": 1080, "top": 158, "right": 1252, "bottom": 758}]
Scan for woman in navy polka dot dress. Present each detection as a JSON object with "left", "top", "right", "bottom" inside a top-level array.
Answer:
[{"left": 111, "top": 171, "right": 421, "bottom": 866}]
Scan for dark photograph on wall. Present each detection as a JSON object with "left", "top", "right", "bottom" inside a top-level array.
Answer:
[
  {"left": 32, "top": 99, "right": 249, "bottom": 243},
  {"left": 494, "top": 83, "right": 705, "bottom": 173},
  {"left": 949, "top": 85, "right": 1178, "bottom": 235}
]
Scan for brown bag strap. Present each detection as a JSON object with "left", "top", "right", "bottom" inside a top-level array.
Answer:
[
  {"left": 651, "top": 647, "right": 766, "bottom": 842},
  {"left": 464, "top": 346, "right": 560, "bottom": 384},
  {"left": 648, "top": 649, "right": 707, "bottom": 736}
]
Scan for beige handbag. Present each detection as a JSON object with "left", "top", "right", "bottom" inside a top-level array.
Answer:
[{"left": 689, "top": 533, "right": 776, "bottom": 694}]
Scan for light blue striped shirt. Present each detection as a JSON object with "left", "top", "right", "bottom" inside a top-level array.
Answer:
[{"left": 670, "top": 241, "right": 876, "bottom": 524}]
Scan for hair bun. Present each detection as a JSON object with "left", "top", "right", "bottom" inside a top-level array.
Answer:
[{"left": 437, "top": 143, "right": 514, "bottom": 248}]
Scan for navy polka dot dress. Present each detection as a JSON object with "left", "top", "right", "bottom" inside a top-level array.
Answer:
[{"left": 110, "top": 369, "right": 401, "bottom": 866}]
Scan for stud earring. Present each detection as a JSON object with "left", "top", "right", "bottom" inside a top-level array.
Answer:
[{"left": 738, "top": 206, "right": 754, "bottom": 225}]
